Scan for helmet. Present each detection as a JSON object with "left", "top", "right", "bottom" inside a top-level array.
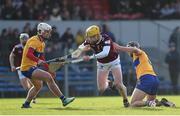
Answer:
[
  {"left": 19, "top": 33, "right": 29, "bottom": 40},
  {"left": 85, "top": 25, "right": 100, "bottom": 37},
  {"left": 37, "top": 22, "right": 52, "bottom": 38},
  {"left": 127, "top": 41, "right": 140, "bottom": 48}
]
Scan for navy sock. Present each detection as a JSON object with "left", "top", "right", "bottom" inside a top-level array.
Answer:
[
  {"left": 24, "top": 101, "right": 30, "bottom": 106},
  {"left": 60, "top": 95, "right": 65, "bottom": 101}
]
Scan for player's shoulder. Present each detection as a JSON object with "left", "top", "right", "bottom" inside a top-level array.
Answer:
[
  {"left": 27, "top": 35, "right": 38, "bottom": 43},
  {"left": 101, "top": 33, "right": 109, "bottom": 38},
  {"left": 29, "top": 35, "right": 38, "bottom": 40},
  {"left": 140, "top": 49, "right": 146, "bottom": 54},
  {"left": 101, "top": 33, "right": 111, "bottom": 41},
  {"left": 139, "top": 49, "right": 149, "bottom": 58},
  {"left": 14, "top": 43, "right": 23, "bottom": 49}
]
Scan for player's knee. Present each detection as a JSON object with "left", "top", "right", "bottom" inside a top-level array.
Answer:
[
  {"left": 114, "top": 82, "right": 125, "bottom": 89},
  {"left": 44, "top": 73, "right": 53, "bottom": 82},
  {"left": 22, "top": 84, "right": 30, "bottom": 91}
]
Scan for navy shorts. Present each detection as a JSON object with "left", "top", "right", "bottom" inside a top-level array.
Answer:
[
  {"left": 21, "top": 66, "right": 38, "bottom": 79},
  {"left": 136, "top": 74, "right": 159, "bottom": 95}
]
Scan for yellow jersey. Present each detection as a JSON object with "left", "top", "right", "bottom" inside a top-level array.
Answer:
[
  {"left": 20, "top": 35, "right": 45, "bottom": 71},
  {"left": 132, "top": 50, "right": 156, "bottom": 79}
]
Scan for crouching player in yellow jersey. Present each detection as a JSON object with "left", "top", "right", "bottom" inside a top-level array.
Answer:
[
  {"left": 20, "top": 22, "right": 75, "bottom": 108},
  {"left": 114, "top": 41, "right": 175, "bottom": 107}
]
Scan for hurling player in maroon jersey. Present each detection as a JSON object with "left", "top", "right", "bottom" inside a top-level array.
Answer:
[
  {"left": 72, "top": 25, "right": 129, "bottom": 107},
  {"left": 9, "top": 33, "right": 37, "bottom": 103}
]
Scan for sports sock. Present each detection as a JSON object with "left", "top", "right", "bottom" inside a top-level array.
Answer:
[
  {"left": 24, "top": 101, "right": 30, "bottom": 106},
  {"left": 60, "top": 95, "right": 65, "bottom": 101}
]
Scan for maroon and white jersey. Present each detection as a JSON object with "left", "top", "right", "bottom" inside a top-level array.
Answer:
[
  {"left": 84, "top": 33, "right": 118, "bottom": 63},
  {"left": 12, "top": 44, "right": 23, "bottom": 67}
]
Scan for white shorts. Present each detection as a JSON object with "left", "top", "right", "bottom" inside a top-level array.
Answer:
[
  {"left": 17, "top": 70, "right": 26, "bottom": 79},
  {"left": 97, "top": 57, "right": 121, "bottom": 71}
]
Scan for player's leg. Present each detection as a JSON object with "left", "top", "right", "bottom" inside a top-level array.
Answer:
[
  {"left": 31, "top": 69, "right": 63, "bottom": 96},
  {"left": 18, "top": 70, "right": 37, "bottom": 103},
  {"left": 111, "top": 65, "right": 129, "bottom": 107},
  {"left": 20, "top": 78, "right": 32, "bottom": 91},
  {"left": 97, "top": 68, "right": 109, "bottom": 95},
  {"left": 130, "top": 88, "right": 151, "bottom": 107},
  {"left": 18, "top": 70, "right": 32, "bottom": 90},
  {"left": 146, "top": 95, "right": 156, "bottom": 101},
  {"left": 131, "top": 75, "right": 160, "bottom": 107},
  {"left": 160, "top": 97, "right": 176, "bottom": 107},
  {"left": 31, "top": 69, "right": 75, "bottom": 106},
  {"left": 146, "top": 94, "right": 163, "bottom": 107},
  {"left": 22, "top": 79, "right": 43, "bottom": 108}
]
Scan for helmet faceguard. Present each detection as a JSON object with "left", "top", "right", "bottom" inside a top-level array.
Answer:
[
  {"left": 37, "top": 22, "right": 52, "bottom": 39},
  {"left": 19, "top": 33, "right": 29, "bottom": 46}
]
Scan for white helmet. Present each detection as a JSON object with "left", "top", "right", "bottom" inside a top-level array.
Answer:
[
  {"left": 19, "top": 33, "right": 29, "bottom": 40},
  {"left": 37, "top": 22, "right": 52, "bottom": 36}
]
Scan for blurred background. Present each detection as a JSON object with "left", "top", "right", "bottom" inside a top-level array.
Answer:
[{"left": 0, "top": 0, "right": 180, "bottom": 98}]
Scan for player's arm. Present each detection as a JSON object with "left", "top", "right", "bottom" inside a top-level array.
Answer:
[
  {"left": 39, "top": 54, "right": 56, "bottom": 78},
  {"left": 26, "top": 41, "right": 45, "bottom": 65},
  {"left": 94, "top": 40, "right": 111, "bottom": 59},
  {"left": 39, "top": 54, "right": 49, "bottom": 70},
  {"left": 9, "top": 48, "right": 16, "bottom": 72},
  {"left": 71, "top": 43, "right": 91, "bottom": 58},
  {"left": 113, "top": 42, "right": 142, "bottom": 55}
]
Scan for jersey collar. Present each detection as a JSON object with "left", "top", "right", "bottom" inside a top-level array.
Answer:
[{"left": 37, "top": 35, "right": 44, "bottom": 42}]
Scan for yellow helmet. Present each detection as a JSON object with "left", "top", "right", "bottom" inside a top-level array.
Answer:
[{"left": 86, "top": 25, "right": 100, "bottom": 37}]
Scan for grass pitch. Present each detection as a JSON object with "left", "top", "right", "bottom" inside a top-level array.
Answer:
[{"left": 0, "top": 96, "right": 179, "bottom": 115}]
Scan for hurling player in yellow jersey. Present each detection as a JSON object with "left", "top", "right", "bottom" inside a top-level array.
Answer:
[
  {"left": 20, "top": 22, "right": 75, "bottom": 108},
  {"left": 114, "top": 41, "right": 175, "bottom": 107}
]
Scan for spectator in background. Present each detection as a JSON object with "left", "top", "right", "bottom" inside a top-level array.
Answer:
[
  {"left": 51, "top": 26, "right": 62, "bottom": 51},
  {"left": 31, "top": 23, "right": 38, "bottom": 36},
  {"left": 75, "top": 29, "right": 85, "bottom": 46},
  {"left": 165, "top": 42, "right": 180, "bottom": 94},
  {"left": 50, "top": 7, "right": 62, "bottom": 21},
  {"left": 151, "top": 1, "right": 161, "bottom": 19},
  {"left": 169, "top": 26, "right": 180, "bottom": 48},
  {"left": 160, "top": 3, "right": 176, "bottom": 18},
  {"left": 10, "top": 28, "right": 19, "bottom": 47},
  {"left": 175, "top": 0, "right": 180, "bottom": 15},
  {"left": 23, "top": 23, "right": 32, "bottom": 36},
  {"left": 1, "top": 0, "right": 15, "bottom": 20},
  {"left": 20, "top": 1, "right": 31, "bottom": 20},
  {"left": 71, "top": 5, "right": 81, "bottom": 20},
  {"left": 101, "top": 24, "right": 116, "bottom": 42},
  {"left": 51, "top": 26, "right": 60, "bottom": 43},
  {"left": 61, "top": 7, "right": 71, "bottom": 20},
  {"left": 61, "top": 27, "right": 74, "bottom": 49},
  {"left": 0, "top": 29, "right": 8, "bottom": 65}
]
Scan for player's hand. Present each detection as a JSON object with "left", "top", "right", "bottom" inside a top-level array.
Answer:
[
  {"left": 37, "top": 60, "right": 46, "bottom": 66},
  {"left": 83, "top": 55, "right": 91, "bottom": 61},
  {"left": 72, "top": 49, "right": 82, "bottom": 58},
  {"left": 11, "top": 66, "right": 16, "bottom": 72}
]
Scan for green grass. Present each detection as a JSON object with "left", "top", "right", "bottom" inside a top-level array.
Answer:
[{"left": 0, "top": 96, "right": 179, "bottom": 115}]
